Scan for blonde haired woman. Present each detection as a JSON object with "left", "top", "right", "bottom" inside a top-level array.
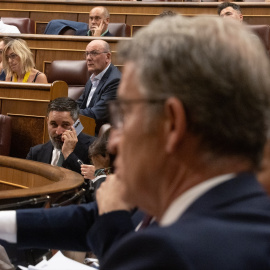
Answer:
[{"left": 3, "top": 38, "right": 47, "bottom": 83}]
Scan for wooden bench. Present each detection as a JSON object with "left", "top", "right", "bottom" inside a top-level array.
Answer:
[
  {"left": 0, "top": 155, "right": 84, "bottom": 207},
  {"left": 0, "top": 34, "right": 128, "bottom": 74},
  {"left": 1, "top": 1, "right": 270, "bottom": 33},
  {"left": 0, "top": 81, "right": 68, "bottom": 159}
]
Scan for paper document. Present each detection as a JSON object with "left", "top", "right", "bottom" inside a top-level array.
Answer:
[{"left": 18, "top": 251, "right": 96, "bottom": 270}]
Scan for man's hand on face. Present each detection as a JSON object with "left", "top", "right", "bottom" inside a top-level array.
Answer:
[
  {"left": 61, "top": 126, "right": 78, "bottom": 159},
  {"left": 91, "top": 20, "right": 105, "bottom": 36},
  {"left": 96, "top": 174, "right": 134, "bottom": 215}
]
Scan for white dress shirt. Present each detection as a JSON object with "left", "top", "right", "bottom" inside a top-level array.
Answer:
[
  {"left": 86, "top": 63, "right": 111, "bottom": 107},
  {"left": 0, "top": 20, "right": 20, "bottom": 34}
]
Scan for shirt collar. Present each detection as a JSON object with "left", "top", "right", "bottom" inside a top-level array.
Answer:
[
  {"left": 90, "top": 63, "right": 111, "bottom": 81},
  {"left": 159, "top": 173, "right": 235, "bottom": 227}
]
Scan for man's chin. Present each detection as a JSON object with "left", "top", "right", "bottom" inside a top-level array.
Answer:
[{"left": 50, "top": 138, "right": 63, "bottom": 150}]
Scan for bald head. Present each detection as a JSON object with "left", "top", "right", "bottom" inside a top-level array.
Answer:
[
  {"left": 85, "top": 40, "right": 111, "bottom": 75},
  {"left": 89, "top": 6, "right": 110, "bottom": 36}
]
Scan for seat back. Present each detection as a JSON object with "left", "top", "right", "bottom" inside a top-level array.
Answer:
[
  {"left": 1, "top": 17, "right": 35, "bottom": 34},
  {"left": 108, "top": 23, "right": 131, "bottom": 37},
  {"left": 47, "top": 60, "right": 90, "bottom": 101},
  {"left": 247, "top": 25, "right": 270, "bottom": 55},
  {"left": 0, "top": 115, "right": 12, "bottom": 156}
]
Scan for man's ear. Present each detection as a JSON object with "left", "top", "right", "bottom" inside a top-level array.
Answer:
[
  {"left": 163, "top": 97, "right": 187, "bottom": 154},
  {"left": 239, "top": 14, "right": 243, "bottom": 22},
  {"left": 104, "top": 18, "right": 109, "bottom": 26}
]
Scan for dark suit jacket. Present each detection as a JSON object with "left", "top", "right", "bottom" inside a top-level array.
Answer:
[
  {"left": 77, "top": 64, "right": 121, "bottom": 130},
  {"left": 90, "top": 173, "right": 270, "bottom": 270},
  {"left": 16, "top": 202, "right": 139, "bottom": 253},
  {"left": 26, "top": 133, "right": 95, "bottom": 174},
  {"left": 15, "top": 172, "right": 270, "bottom": 270}
]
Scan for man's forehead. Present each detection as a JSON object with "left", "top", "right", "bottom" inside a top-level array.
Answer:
[
  {"left": 86, "top": 41, "right": 104, "bottom": 51},
  {"left": 90, "top": 8, "right": 104, "bottom": 17},
  {"left": 221, "top": 7, "right": 238, "bottom": 14},
  {"left": 48, "top": 111, "right": 72, "bottom": 120}
]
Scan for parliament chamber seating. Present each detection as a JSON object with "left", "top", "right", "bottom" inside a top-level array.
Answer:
[
  {"left": 108, "top": 23, "right": 131, "bottom": 37},
  {"left": 47, "top": 60, "right": 89, "bottom": 101},
  {"left": 248, "top": 24, "right": 270, "bottom": 55},
  {"left": 0, "top": 115, "right": 12, "bottom": 156},
  {"left": 1, "top": 17, "right": 35, "bottom": 34}
]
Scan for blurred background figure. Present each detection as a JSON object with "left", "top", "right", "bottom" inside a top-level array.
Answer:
[
  {"left": 0, "top": 18, "right": 20, "bottom": 34},
  {"left": 81, "top": 126, "right": 114, "bottom": 201},
  {"left": 0, "top": 37, "right": 13, "bottom": 81},
  {"left": 2, "top": 38, "right": 47, "bottom": 83},
  {"left": 218, "top": 2, "right": 243, "bottom": 22}
]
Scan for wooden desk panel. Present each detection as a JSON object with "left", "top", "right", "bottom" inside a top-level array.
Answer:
[
  {"left": 0, "top": 81, "right": 68, "bottom": 159},
  {"left": 0, "top": 34, "right": 128, "bottom": 72},
  {"left": 0, "top": 156, "right": 84, "bottom": 207}
]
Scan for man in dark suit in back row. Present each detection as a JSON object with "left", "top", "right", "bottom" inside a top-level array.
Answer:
[
  {"left": 27, "top": 97, "right": 95, "bottom": 174},
  {"left": 44, "top": 6, "right": 113, "bottom": 37},
  {"left": 77, "top": 39, "right": 121, "bottom": 133}
]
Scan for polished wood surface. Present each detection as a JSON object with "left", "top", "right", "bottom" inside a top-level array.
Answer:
[
  {"left": 0, "top": 155, "right": 84, "bottom": 206},
  {"left": 1, "top": 1, "right": 270, "bottom": 32},
  {"left": 0, "top": 81, "right": 68, "bottom": 158},
  {"left": 0, "top": 34, "right": 128, "bottom": 73}
]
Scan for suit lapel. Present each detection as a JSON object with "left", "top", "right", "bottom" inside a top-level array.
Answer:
[
  {"left": 40, "top": 141, "right": 54, "bottom": 164},
  {"left": 89, "top": 65, "right": 112, "bottom": 107},
  {"left": 82, "top": 79, "right": 92, "bottom": 108},
  {"left": 182, "top": 173, "right": 266, "bottom": 216}
]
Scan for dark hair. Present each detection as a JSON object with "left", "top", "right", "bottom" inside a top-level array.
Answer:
[
  {"left": 217, "top": 2, "right": 242, "bottom": 15},
  {"left": 0, "top": 37, "right": 13, "bottom": 46},
  {"left": 89, "top": 127, "right": 115, "bottom": 168},
  {"left": 89, "top": 128, "right": 110, "bottom": 158},
  {"left": 47, "top": 97, "right": 79, "bottom": 121}
]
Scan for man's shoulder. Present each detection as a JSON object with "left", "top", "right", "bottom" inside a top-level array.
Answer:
[
  {"left": 30, "top": 141, "right": 52, "bottom": 152},
  {"left": 104, "top": 64, "right": 121, "bottom": 81},
  {"left": 77, "top": 133, "right": 96, "bottom": 145}
]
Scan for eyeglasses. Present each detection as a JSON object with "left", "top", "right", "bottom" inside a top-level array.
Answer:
[
  {"left": 89, "top": 16, "right": 102, "bottom": 21},
  {"left": 84, "top": 51, "right": 108, "bottom": 59},
  {"left": 108, "top": 98, "right": 167, "bottom": 129},
  {"left": 6, "top": 53, "right": 18, "bottom": 61}
]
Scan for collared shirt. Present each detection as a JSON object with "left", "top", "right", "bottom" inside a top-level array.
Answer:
[
  {"left": 86, "top": 63, "right": 111, "bottom": 107},
  {"left": 0, "top": 20, "right": 20, "bottom": 34},
  {"left": 160, "top": 173, "right": 235, "bottom": 226},
  {"left": 87, "top": 29, "right": 109, "bottom": 37},
  {"left": 51, "top": 148, "right": 62, "bottom": 166}
]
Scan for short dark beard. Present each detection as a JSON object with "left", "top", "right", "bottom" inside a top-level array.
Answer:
[{"left": 50, "top": 135, "right": 63, "bottom": 150}]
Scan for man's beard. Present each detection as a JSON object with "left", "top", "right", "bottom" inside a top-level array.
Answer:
[{"left": 50, "top": 135, "right": 63, "bottom": 150}]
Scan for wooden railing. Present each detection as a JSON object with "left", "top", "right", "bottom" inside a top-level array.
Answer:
[
  {"left": 1, "top": 1, "right": 270, "bottom": 33},
  {"left": 0, "top": 34, "right": 128, "bottom": 73},
  {"left": 0, "top": 81, "right": 68, "bottom": 158},
  {"left": 0, "top": 155, "right": 84, "bottom": 207}
]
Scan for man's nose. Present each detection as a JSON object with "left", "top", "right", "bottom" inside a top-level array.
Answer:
[
  {"left": 55, "top": 126, "right": 64, "bottom": 135},
  {"left": 107, "top": 128, "right": 121, "bottom": 155}
]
